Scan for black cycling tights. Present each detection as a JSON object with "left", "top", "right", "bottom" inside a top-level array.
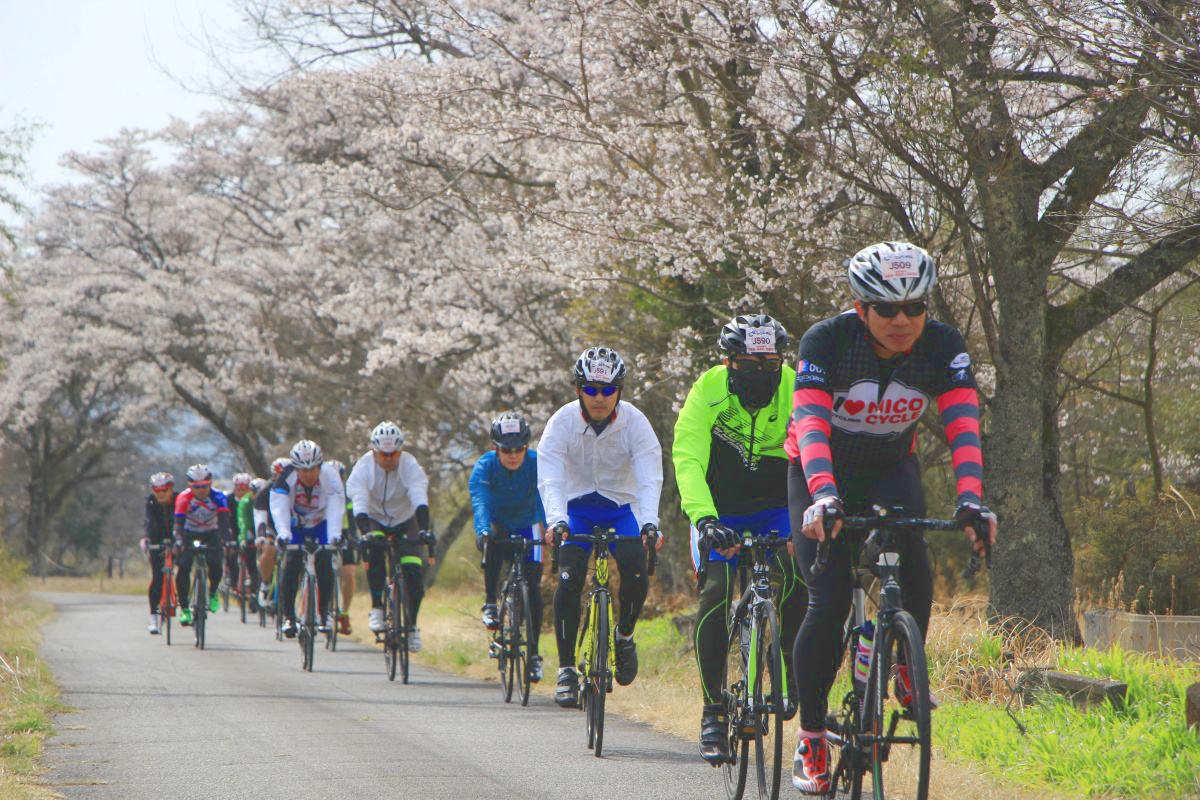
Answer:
[
  {"left": 788, "top": 456, "right": 933, "bottom": 732},
  {"left": 552, "top": 540, "right": 648, "bottom": 669},
  {"left": 364, "top": 538, "right": 425, "bottom": 624},
  {"left": 176, "top": 541, "right": 223, "bottom": 608},
  {"left": 485, "top": 549, "right": 545, "bottom": 655},
  {"left": 279, "top": 548, "right": 335, "bottom": 621},
  {"left": 694, "top": 556, "right": 807, "bottom": 705}
]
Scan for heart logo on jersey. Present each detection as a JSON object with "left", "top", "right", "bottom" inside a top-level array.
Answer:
[{"left": 843, "top": 399, "right": 866, "bottom": 416}]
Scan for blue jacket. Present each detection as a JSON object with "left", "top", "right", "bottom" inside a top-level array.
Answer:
[{"left": 469, "top": 450, "right": 547, "bottom": 536}]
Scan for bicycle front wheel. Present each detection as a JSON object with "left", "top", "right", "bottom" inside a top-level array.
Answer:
[
  {"left": 384, "top": 582, "right": 398, "bottom": 681},
  {"left": 516, "top": 582, "right": 534, "bottom": 707},
  {"left": 590, "top": 592, "right": 609, "bottom": 758},
  {"left": 722, "top": 621, "right": 749, "bottom": 800},
  {"left": 498, "top": 588, "right": 516, "bottom": 703},
  {"left": 398, "top": 576, "right": 412, "bottom": 684},
  {"left": 193, "top": 568, "right": 207, "bottom": 650},
  {"left": 302, "top": 574, "right": 316, "bottom": 672},
  {"left": 751, "top": 605, "right": 784, "bottom": 800},
  {"left": 865, "top": 611, "right": 931, "bottom": 800}
]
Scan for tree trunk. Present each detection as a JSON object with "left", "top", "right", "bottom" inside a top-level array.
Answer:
[
  {"left": 987, "top": 274, "right": 1080, "bottom": 642},
  {"left": 423, "top": 504, "right": 473, "bottom": 588}
]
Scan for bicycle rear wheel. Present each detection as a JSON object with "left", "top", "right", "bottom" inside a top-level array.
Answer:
[
  {"left": 751, "top": 605, "right": 784, "bottom": 800},
  {"left": 722, "top": 624, "right": 749, "bottom": 800},
  {"left": 590, "top": 592, "right": 609, "bottom": 758},
  {"left": 516, "top": 582, "right": 533, "bottom": 707},
  {"left": 163, "top": 610, "right": 171, "bottom": 646},
  {"left": 498, "top": 588, "right": 516, "bottom": 703},
  {"left": 327, "top": 570, "right": 340, "bottom": 651},
  {"left": 238, "top": 559, "right": 248, "bottom": 624},
  {"left": 864, "top": 611, "right": 930, "bottom": 800}
]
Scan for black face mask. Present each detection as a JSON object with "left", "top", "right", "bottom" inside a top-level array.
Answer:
[{"left": 728, "top": 368, "right": 781, "bottom": 411}]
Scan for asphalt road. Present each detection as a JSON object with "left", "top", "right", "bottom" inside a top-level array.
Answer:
[{"left": 37, "top": 592, "right": 719, "bottom": 800}]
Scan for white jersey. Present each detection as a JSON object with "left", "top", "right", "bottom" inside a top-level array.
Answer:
[
  {"left": 536, "top": 399, "right": 663, "bottom": 529},
  {"left": 346, "top": 450, "right": 429, "bottom": 527},
  {"left": 269, "top": 463, "right": 345, "bottom": 543}
]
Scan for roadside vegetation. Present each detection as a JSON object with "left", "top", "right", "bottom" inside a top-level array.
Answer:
[{"left": 0, "top": 542, "right": 61, "bottom": 800}]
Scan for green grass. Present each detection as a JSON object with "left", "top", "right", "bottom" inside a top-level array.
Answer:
[
  {"left": 935, "top": 645, "right": 1200, "bottom": 799},
  {"left": 0, "top": 543, "right": 65, "bottom": 800}
]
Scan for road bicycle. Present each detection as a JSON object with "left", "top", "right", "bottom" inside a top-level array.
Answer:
[
  {"left": 183, "top": 538, "right": 215, "bottom": 650},
  {"left": 373, "top": 529, "right": 436, "bottom": 683},
  {"left": 813, "top": 506, "right": 990, "bottom": 800},
  {"left": 696, "top": 529, "right": 794, "bottom": 800},
  {"left": 485, "top": 534, "right": 541, "bottom": 706},
  {"left": 552, "top": 526, "right": 658, "bottom": 758},
  {"left": 146, "top": 544, "right": 178, "bottom": 645},
  {"left": 289, "top": 541, "right": 337, "bottom": 672}
]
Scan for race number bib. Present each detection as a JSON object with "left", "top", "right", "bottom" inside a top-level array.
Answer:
[
  {"left": 500, "top": 419, "right": 521, "bottom": 434},
  {"left": 588, "top": 361, "right": 613, "bottom": 382},
  {"left": 745, "top": 326, "right": 776, "bottom": 354},
  {"left": 880, "top": 250, "right": 920, "bottom": 280}
]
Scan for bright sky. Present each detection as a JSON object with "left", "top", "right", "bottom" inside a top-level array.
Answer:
[{"left": 1, "top": 0, "right": 262, "bottom": 212}]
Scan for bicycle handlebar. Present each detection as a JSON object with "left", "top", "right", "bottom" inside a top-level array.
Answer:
[
  {"left": 810, "top": 507, "right": 988, "bottom": 578},
  {"left": 550, "top": 526, "right": 659, "bottom": 576},
  {"left": 695, "top": 529, "right": 788, "bottom": 589}
]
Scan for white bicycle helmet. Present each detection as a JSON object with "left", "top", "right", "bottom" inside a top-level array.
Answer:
[
  {"left": 289, "top": 440, "right": 323, "bottom": 469},
  {"left": 232, "top": 472, "right": 253, "bottom": 489},
  {"left": 271, "top": 457, "right": 290, "bottom": 475},
  {"left": 149, "top": 471, "right": 175, "bottom": 489},
  {"left": 185, "top": 464, "right": 213, "bottom": 485},
  {"left": 573, "top": 346, "right": 627, "bottom": 386},
  {"left": 370, "top": 422, "right": 404, "bottom": 454},
  {"left": 846, "top": 241, "right": 936, "bottom": 303}
]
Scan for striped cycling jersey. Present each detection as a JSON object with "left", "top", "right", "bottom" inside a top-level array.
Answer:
[
  {"left": 784, "top": 310, "right": 982, "bottom": 506},
  {"left": 174, "top": 488, "right": 230, "bottom": 535}
]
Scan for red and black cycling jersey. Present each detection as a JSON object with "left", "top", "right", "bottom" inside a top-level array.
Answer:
[
  {"left": 785, "top": 310, "right": 982, "bottom": 506},
  {"left": 143, "top": 492, "right": 178, "bottom": 545}
]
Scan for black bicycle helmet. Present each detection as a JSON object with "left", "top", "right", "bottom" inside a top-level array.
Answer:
[
  {"left": 490, "top": 412, "right": 532, "bottom": 449},
  {"left": 718, "top": 314, "right": 789, "bottom": 356}
]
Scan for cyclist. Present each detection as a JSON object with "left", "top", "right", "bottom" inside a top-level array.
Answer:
[
  {"left": 347, "top": 421, "right": 435, "bottom": 652},
  {"left": 141, "top": 471, "right": 178, "bottom": 634},
  {"left": 786, "top": 242, "right": 997, "bottom": 793},
  {"left": 673, "top": 314, "right": 807, "bottom": 764},
  {"left": 236, "top": 477, "right": 264, "bottom": 608},
  {"left": 255, "top": 457, "right": 290, "bottom": 608},
  {"left": 470, "top": 412, "right": 547, "bottom": 681},
  {"left": 172, "top": 465, "right": 231, "bottom": 626},
  {"left": 538, "top": 346, "right": 664, "bottom": 708},
  {"left": 223, "top": 472, "right": 254, "bottom": 608},
  {"left": 271, "top": 440, "right": 344, "bottom": 638},
  {"left": 327, "top": 458, "right": 357, "bottom": 636}
]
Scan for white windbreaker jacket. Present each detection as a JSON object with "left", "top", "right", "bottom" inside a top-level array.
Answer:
[
  {"left": 536, "top": 400, "right": 663, "bottom": 529},
  {"left": 346, "top": 450, "right": 429, "bottom": 528},
  {"left": 269, "top": 463, "right": 345, "bottom": 543}
]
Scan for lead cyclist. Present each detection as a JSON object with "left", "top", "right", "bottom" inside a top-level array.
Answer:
[{"left": 787, "top": 242, "right": 998, "bottom": 794}]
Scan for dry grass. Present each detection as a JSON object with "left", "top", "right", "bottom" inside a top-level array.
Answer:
[{"left": 29, "top": 573, "right": 147, "bottom": 596}]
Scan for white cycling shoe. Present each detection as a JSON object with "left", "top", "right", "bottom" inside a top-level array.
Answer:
[
  {"left": 148, "top": 614, "right": 160, "bottom": 635},
  {"left": 368, "top": 608, "right": 385, "bottom": 633},
  {"left": 409, "top": 629, "right": 422, "bottom": 652}
]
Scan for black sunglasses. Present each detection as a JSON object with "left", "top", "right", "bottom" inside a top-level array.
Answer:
[
  {"left": 496, "top": 445, "right": 527, "bottom": 455},
  {"left": 870, "top": 300, "right": 928, "bottom": 318},
  {"left": 580, "top": 384, "right": 619, "bottom": 397}
]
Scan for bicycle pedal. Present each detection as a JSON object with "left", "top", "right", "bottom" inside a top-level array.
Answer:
[{"left": 488, "top": 642, "right": 502, "bottom": 659}]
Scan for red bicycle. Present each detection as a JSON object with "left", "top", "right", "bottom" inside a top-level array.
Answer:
[{"left": 147, "top": 543, "right": 179, "bottom": 645}]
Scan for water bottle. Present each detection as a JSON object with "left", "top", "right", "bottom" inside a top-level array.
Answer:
[{"left": 852, "top": 620, "right": 875, "bottom": 695}]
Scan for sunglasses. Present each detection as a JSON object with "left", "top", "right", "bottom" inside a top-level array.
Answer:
[
  {"left": 870, "top": 300, "right": 928, "bottom": 318},
  {"left": 189, "top": 481, "right": 212, "bottom": 488},
  {"left": 497, "top": 446, "right": 527, "bottom": 455},
  {"left": 579, "top": 385, "right": 619, "bottom": 397},
  {"left": 730, "top": 356, "right": 783, "bottom": 372}
]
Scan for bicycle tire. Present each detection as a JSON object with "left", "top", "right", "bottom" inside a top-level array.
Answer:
[
  {"left": 385, "top": 580, "right": 398, "bottom": 681},
  {"left": 752, "top": 604, "right": 784, "bottom": 800},
  {"left": 398, "top": 575, "right": 411, "bottom": 684},
  {"left": 498, "top": 588, "right": 515, "bottom": 703},
  {"left": 327, "top": 567, "right": 340, "bottom": 651},
  {"left": 238, "top": 559, "right": 248, "bottom": 624},
  {"left": 163, "top": 611, "right": 171, "bottom": 646},
  {"left": 865, "top": 611, "right": 930, "bottom": 800},
  {"left": 516, "top": 581, "right": 534, "bottom": 707},
  {"left": 722, "top": 621, "right": 749, "bottom": 800},
  {"left": 303, "top": 573, "right": 317, "bottom": 672},
  {"left": 591, "top": 591, "right": 608, "bottom": 758},
  {"left": 194, "top": 563, "right": 207, "bottom": 650}
]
